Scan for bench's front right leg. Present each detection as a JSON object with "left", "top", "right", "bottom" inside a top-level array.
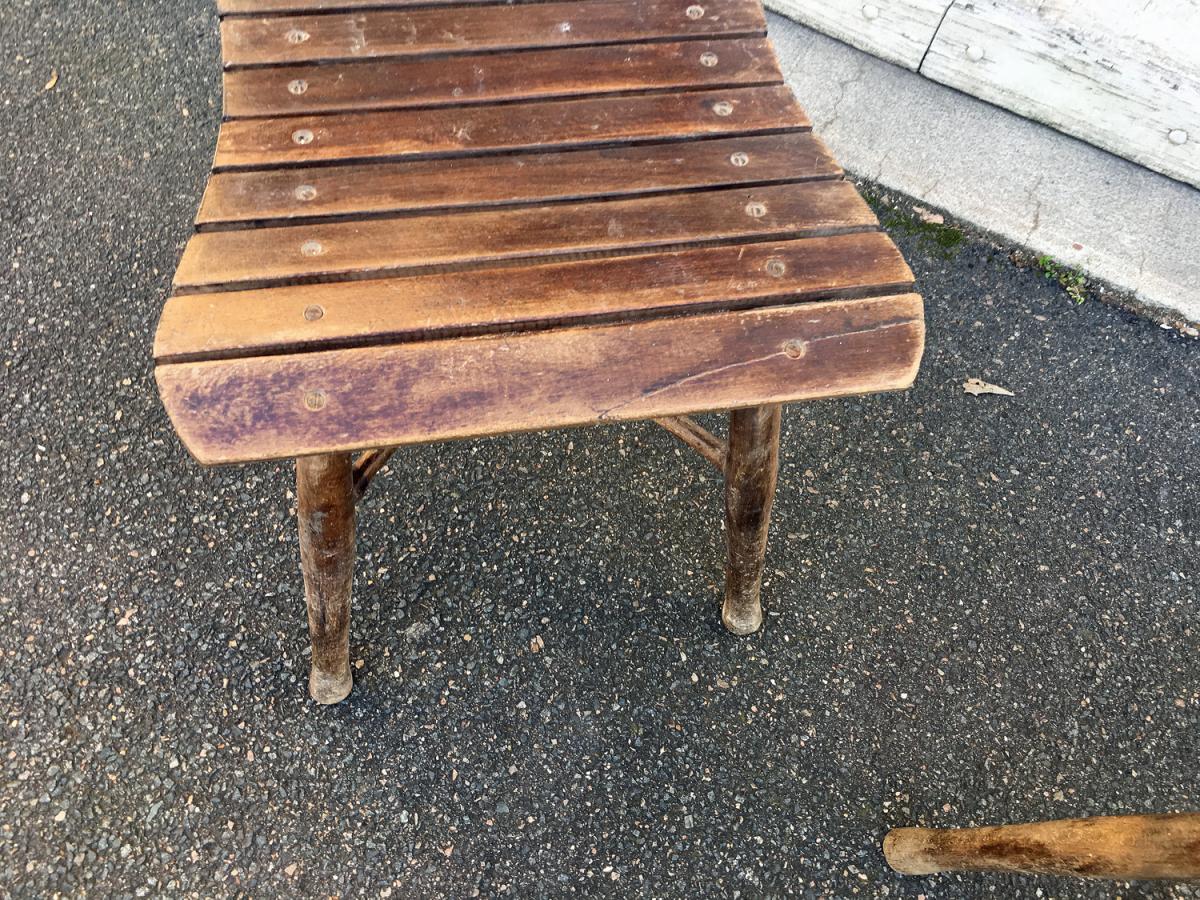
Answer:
[{"left": 297, "top": 452, "right": 355, "bottom": 704}]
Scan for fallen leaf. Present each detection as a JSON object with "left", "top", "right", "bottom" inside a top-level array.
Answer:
[
  {"left": 963, "top": 378, "right": 1014, "bottom": 397},
  {"left": 44, "top": 69, "right": 58, "bottom": 91},
  {"left": 529, "top": 635, "right": 544, "bottom": 653}
]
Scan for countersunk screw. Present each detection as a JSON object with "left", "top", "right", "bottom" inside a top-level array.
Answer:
[
  {"left": 286, "top": 29, "right": 310, "bottom": 44},
  {"left": 745, "top": 201, "right": 767, "bottom": 218},
  {"left": 300, "top": 239, "right": 325, "bottom": 257},
  {"left": 303, "top": 390, "right": 327, "bottom": 411},
  {"left": 861, "top": 4, "right": 879, "bottom": 20},
  {"left": 712, "top": 100, "right": 734, "bottom": 116},
  {"left": 965, "top": 44, "right": 984, "bottom": 62},
  {"left": 783, "top": 339, "right": 807, "bottom": 359},
  {"left": 1168, "top": 129, "right": 1188, "bottom": 145},
  {"left": 294, "top": 184, "right": 318, "bottom": 201},
  {"left": 686, "top": 5, "right": 705, "bottom": 19},
  {"left": 729, "top": 151, "right": 750, "bottom": 167},
  {"left": 292, "top": 129, "right": 314, "bottom": 145},
  {"left": 700, "top": 52, "right": 719, "bottom": 67},
  {"left": 288, "top": 79, "right": 309, "bottom": 95},
  {"left": 765, "top": 258, "right": 786, "bottom": 277},
  {"left": 303, "top": 304, "right": 325, "bottom": 321}
]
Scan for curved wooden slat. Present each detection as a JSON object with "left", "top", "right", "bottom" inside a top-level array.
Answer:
[
  {"left": 221, "top": 0, "right": 766, "bottom": 67},
  {"left": 197, "top": 132, "right": 839, "bottom": 225},
  {"left": 173, "top": 181, "right": 876, "bottom": 292},
  {"left": 222, "top": 39, "right": 782, "bottom": 117},
  {"left": 213, "top": 85, "right": 809, "bottom": 169},
  {"left": 155, "top": 232, "right": 914, "bottom": 361},
  {"left": 156, "top": 294, "right": 925, "bottom": 464}
]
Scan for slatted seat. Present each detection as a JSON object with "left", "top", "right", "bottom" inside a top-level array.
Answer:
[{"left": 154, "top": 0, "right": 925, "bottom": 703}]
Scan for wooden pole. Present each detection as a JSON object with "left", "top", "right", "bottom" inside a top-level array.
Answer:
[
  {"left": 722, "top": 404, "right": 782, "bottom": 635},
  {"left": 884, "top": 814, "right": 1200, "bottom": 880},
  {"left": 296, "top": 452, "right": 355, "bottom": 705}
]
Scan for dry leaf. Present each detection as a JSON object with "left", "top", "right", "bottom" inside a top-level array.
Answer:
[
  {"left": 44, "top": 69, "right": 58, "bottom": 91},
  {"left": 963, "top": 378, "right": 1014, "bottom": 397}
]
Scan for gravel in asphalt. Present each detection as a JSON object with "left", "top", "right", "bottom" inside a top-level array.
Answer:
[{"left": 2, "top": 2, "right": 1198, "bottom": 897}]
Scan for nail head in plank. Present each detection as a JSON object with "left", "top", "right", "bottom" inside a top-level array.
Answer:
[
  {"left": 214, "top": 85, "right": 810, "bottom": 169},
  {"left": 221, "top": 0, "right": 767, "bottom": 68},
  {"left": 156, "top": 232, "right": 915, "bottom": 361},
  {"left": 222, "top": 39, "right": 783, "bottom": 118},
  {"left": 197, "top": 132, "right": 840, "bottom": 225},
  {"left": 173, "top": 180, "right": 878, "bottom": 292},
  {"left": 155, "top": 294, "right": 925, "bottom": 464}
]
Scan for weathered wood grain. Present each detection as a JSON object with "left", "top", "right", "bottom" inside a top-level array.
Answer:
[
  {"left": 722, "top": 403, "right": 781, "bottom": 634},
  {"left": 763, "top": 0, "right": 950, "bottom": 71},
  {"left": 155, "top": 293, "right": 924, "bottom": 464},
  {"left": 173, "top": 181, "right": 877, "bottom": 292},
  {"left": 221, "top": 0, "right": 766, "bottom": 67},
  {"left": 220, "top": 0, "right": 582, "bottom": 13},
  {"left": 297, "top": 452, "right": 355, "bottom": 704},
  {"left": 885, "top": 813, "right": 1200, "bottom": 880},
  {"left": 922, "top": 0, "right": 1200, "bottom": 188},
  {"left": 197, "top": 132, "right": 839, "bottom": 225},
  {"left": 213, "top": 85, "right": 808, "bottom": 169},
  {"left": 223, "top": 39, "right": 782, "bottom": 118},
  {"left": 156, "top": 233, "right": 912, "bottom": 361}
]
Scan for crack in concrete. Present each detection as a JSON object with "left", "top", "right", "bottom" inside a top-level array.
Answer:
[
  {"left": 818, "top": 55, "right": 867, "bottom": 133},
  {"left": 1022, "top": 173, "right": 1047, "bottom": 245}
]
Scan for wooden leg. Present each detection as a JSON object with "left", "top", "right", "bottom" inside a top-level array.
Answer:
[
  {"left": 297, "top": 452, "right": 355, "bottom": 705},
  {"left": 722, "top": 404, "right": 782, "bottom": 635}
]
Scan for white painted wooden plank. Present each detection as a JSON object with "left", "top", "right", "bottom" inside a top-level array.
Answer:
[
  {"left": 764, "top": 0, "right": 950, "bottom": 70},
  {"left": 921, "top": 0, "right": 1200, "bottom": 188}
]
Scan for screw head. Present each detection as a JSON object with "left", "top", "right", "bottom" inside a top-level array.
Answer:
[
  {"left": 300, "top": 240, "right": 325, "bottom": 257},
  {"left": 700, "top": 52, "right": 719, "bottom": 67},
  {"left": 783, "top": 339, "right": 807, "bottom": 359},
  {"left": 861, "top": 3, "right": 879, "bottom": 19},
  {"left": 294, "top": 184, "right": 318, "bottom": 202},
  {"left": 292, "top": 128, "right": 314, "bottom": 145},
  {"left": 965, "top": 44, "right": 985, "bottom": 62},
  {"left": 729, "top": 151, "right": 750, "bottom": 167},
  {"left": 303, "top": 304, "right": 325, "bottom": 321},
  {"left": 288, "top": 79, "right": 309, "bottom": 96},
  {"left": 765, "top": 258, "right": 786, "bottom": 277},
  {"left": 712, "top": 100, "right": 734, "bottom": 116},
  {"left": 285, "top": 28, "right": 310, "bottom": 44},
  {"left": 303, "top": 390, "right": 327, "bottom": 411},
  {"left": 1168, "top": 128, "right": 1188, "bottom": 145},
  {"left": 686, "top": 4, "right": 705, "bottom": 18},
  {"left": 745, "top": 201, "right": 767, "bottom": 218}
]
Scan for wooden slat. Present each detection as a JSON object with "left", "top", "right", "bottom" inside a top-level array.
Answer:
[
  {"left": 197, "top": 132, "right": 839, "bottom": 225},
  {"left": 156, "top": 293, "right": 925, "bottom": 464},
  {"left": 221, "top": 0, "right": 767, "bottom": 68},
  {"left": 156, "top": 232, "right": 914, "bottom": 361},
  {"left": 222, "top": 39, "right": 782, "bottom": 118},
  {"left": 220, "top": 0, "right": 576, "bottom": 13},
  {"left": 173, "top": 181, "right": 877, "bottom": 292},
  {"left": 214, "top": 85, "right": 808, "bottom": 170}
]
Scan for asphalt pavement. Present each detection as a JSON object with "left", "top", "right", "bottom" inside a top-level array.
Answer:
[{"left": 1, "top": 2, "right": 1197, "bottom": 897}]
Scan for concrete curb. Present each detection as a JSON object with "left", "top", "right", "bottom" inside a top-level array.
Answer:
[{"left": 768, "top": 13, "right": 1200, "bottom": 325}]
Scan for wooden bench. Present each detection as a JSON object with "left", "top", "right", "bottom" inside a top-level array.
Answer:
[{"left": 154, "top": 0, "right": 925, "bottom": 703}]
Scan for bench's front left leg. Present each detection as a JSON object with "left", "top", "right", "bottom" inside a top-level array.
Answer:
[
  {"left": 297, "top": 452, "right": 355, "bottom": 704},
  {"left": 722, "top": 404, "right": 782, "bottom": 635}
]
